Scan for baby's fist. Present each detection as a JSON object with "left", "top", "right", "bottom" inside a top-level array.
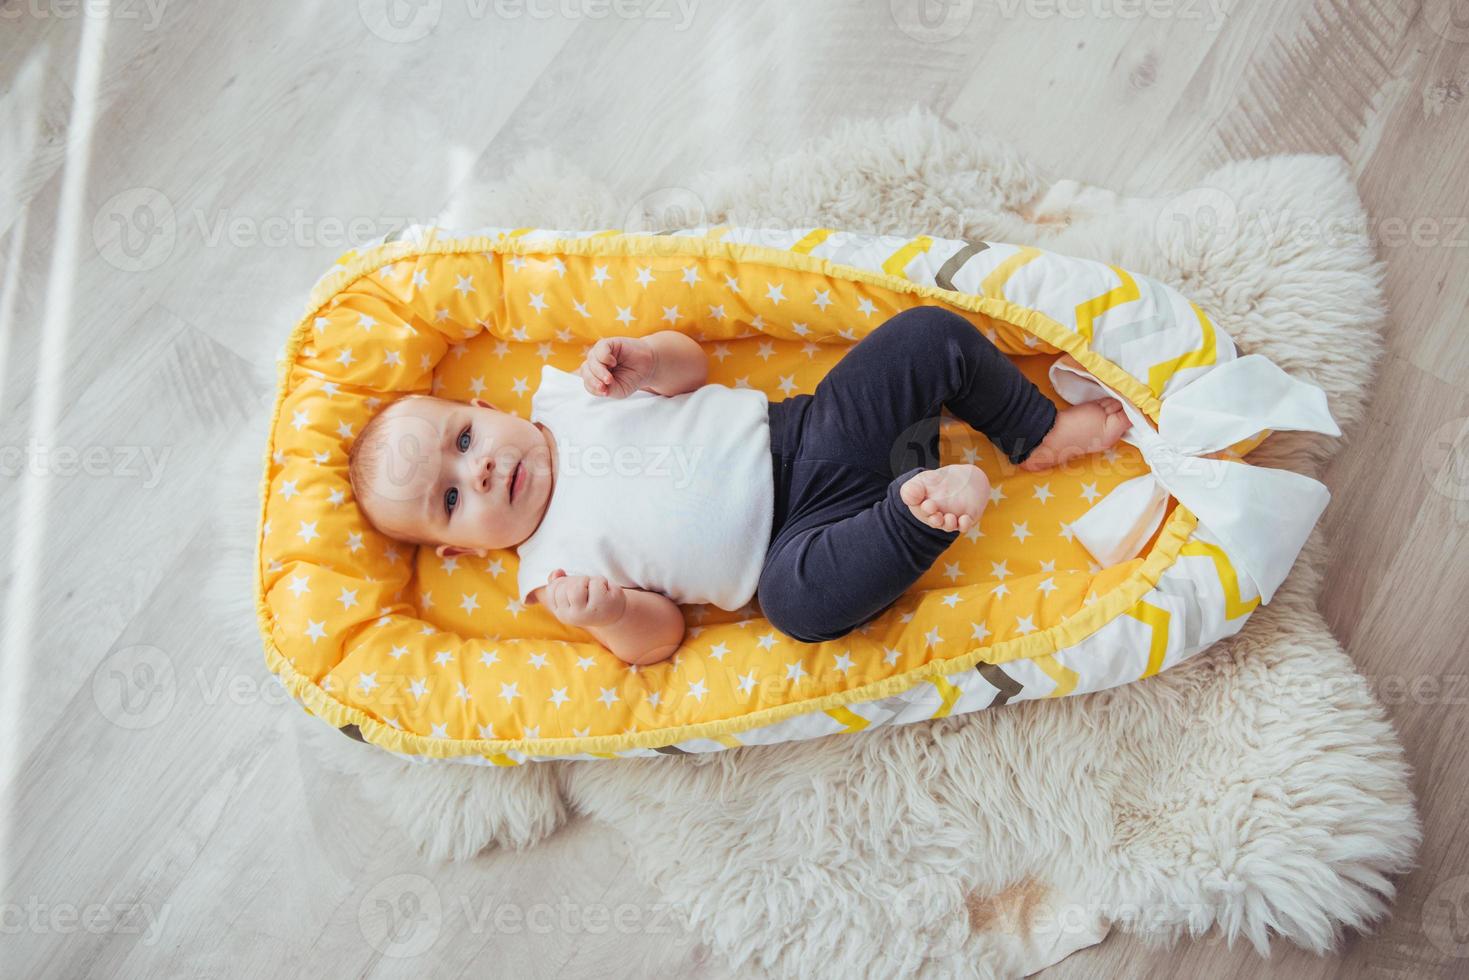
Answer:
[
  {"left": 540, "top": 569, "right": 627, "bottom": 627},
  {"left": 580, "top": 336, "right": 656, "bottom": 399}
]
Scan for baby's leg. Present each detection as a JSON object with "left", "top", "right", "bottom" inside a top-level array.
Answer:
[
  {"left": 807, "top": 305, "right": 1059, "bottom": 469},
  {"left": 758, "top": 466, "right": 967, "bottom": 644}
]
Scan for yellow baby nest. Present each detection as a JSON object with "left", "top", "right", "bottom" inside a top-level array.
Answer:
[{"left": 257, "top": 224, "right": 1337, "bottom": 764}]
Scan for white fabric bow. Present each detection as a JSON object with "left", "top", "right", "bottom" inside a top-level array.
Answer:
[{"left": 1050, "top": 354, "right": 1341, "bottom": 604}]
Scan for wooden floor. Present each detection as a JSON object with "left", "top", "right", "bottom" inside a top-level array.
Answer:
[{"left": 3, "top": 1, "right": 1466, "bottom": 976}]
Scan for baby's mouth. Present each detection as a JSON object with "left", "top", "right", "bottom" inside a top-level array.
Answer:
[{"left": 509, "top": 461, "right": 522, "bottom": 503}]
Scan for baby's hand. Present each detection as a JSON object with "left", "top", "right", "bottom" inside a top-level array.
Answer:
[
  {"left": 539, "top": 569, "right": 628, "bottom": 627},
  {"left": 580, "top": 336, "right": 657, "bottom": 399}
]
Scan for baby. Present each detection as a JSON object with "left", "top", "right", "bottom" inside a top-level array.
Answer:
[{"left": 348, "top": 306, "right": 1128, "bottom": 666}]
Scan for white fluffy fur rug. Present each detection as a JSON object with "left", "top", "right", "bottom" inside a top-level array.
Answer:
[{"left": 284, "top": 110, "right": 1419, "bottom": 977}]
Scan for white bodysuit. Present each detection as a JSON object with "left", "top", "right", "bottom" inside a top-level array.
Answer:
[{"left": 515, "top": 365, "right": 774, "bottom": 611}]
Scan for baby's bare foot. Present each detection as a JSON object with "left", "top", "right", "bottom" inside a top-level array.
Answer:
[
  {"left": 899, "top": 464, "right": 991, "bottom": 533},
  {"left": 1019, "top": 400, "right": 1131, "bottom": 472}
]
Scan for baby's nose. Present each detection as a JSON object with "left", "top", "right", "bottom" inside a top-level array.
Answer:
[{"left": 476, "top": 456, "right": 495, "bottom": 492}]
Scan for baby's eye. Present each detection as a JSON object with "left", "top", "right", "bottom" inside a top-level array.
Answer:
[
  {"left": 457, "top": 426, "right": 472, "bottom": 452},
  {"left": 444, "top": 486, "right": 459, "bottom": 515}
]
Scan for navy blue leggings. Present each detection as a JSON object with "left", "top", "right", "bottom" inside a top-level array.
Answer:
[{"left": 757, "top": 305, "right": 1058, "bottom": 643}]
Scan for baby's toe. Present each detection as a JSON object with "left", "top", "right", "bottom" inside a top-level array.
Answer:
[{"left": 1101, "top": 410, "right": 1131, "bottom": 444}]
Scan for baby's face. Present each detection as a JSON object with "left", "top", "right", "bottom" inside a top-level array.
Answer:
[{"left": 357, "top": 396, "right": 554, "bottom": 555}]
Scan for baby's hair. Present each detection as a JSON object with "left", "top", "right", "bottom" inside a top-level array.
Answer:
[{"left": 347, "top": 393, "right": 436, "bottom": 545}]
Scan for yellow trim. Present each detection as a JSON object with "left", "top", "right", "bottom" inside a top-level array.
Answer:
[
  {"left": 1033, "top": 655, "right": 1079, "bottom": 698},
  {"left": 1180, "top": 539, "right": 1261, "bottom": 620},
  {"left": 1074, "top": 265, "right": 1140, "bottom": 343},
  {"left": 981, "top": 246, "right": 1042, "bottom": 299},
  {"left": 1127, "top": 601, "right": 1173, "bottom": 679},
  {"left": 485, "top": 753, "right": 520, "bottom": 767},
  {"left": 713, "top": 733, "right": 743, "bottom": 749},
  {"left": 257, "top": 230, "right": 1219, "bottom": 760},
  {"left": 929, "top": 676, "right": 964, "bottom": 718},
  {"left": 1147, "top": 302, "right": 1218, "bottom": 396},
  {"left": 790, "top": 228, "right": 834, "bottom": 254},
  {"left": 705, "top": 226, "right": 731, "bottom": 241},
  {"left": 882, "top": 235, "right": 933, "bottom": 279},
  {"left": 825, "top": 706, "right": 871, "bottom": 732}
]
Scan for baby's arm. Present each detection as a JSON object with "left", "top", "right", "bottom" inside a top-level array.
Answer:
[
  {"left": 639, "top": 331, "right": 708, "bottom": 396},
  {"left": 585, "top": 588, "right": 685, "bottom": 665},
  {"left": 580, "top": 330, "right": 708, "bottom": 398},
  {"left": 531, "top": 570, "right": 685, "bottom": 665}
]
